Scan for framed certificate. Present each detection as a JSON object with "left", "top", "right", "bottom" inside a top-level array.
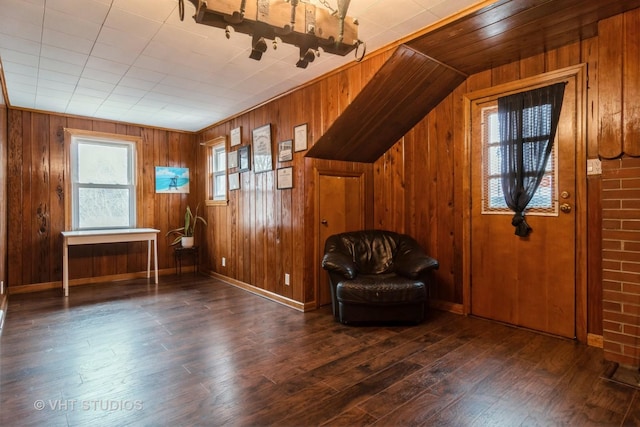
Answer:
[
  {"left": 294, "top": 123, "right": 307, "bottom": 152},
  {"left": 252, "top": 124, "right": 273, "bottom": 173}
]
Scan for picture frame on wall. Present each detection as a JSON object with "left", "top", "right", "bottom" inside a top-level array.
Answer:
[
  {"left": 252, "top": 124, "right": 273, "bottom": 173},
  {"left": 227, "top": 150, "right": 238, "bottom": 169},
  {"left": 294, "top": 123, "right": 308, "bottom": 152},
  {"left": 238, "top": 145, "right": 251, "bottom": 172},
  {"left": 277, "top": 167, "right": 293, "bottom": 189},
  {"left": 230, "top": 126, "right": 242, "bottom": 147},
  {"left": 278, "top": 139, "right": 293, "bottom": 162},
  {"left": 228, "top": 172, "right": 240, "bottom": 190}
]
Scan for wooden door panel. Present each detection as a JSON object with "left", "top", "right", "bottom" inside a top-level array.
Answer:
[
  {"left": 470, "top": 76, "right": 577, "bottom": 338},
  {"left": 318, "top": 174, "right": 364, "bottom": 306}
]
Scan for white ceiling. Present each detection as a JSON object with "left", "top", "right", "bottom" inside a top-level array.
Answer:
[{"left": 0, "top": 0, "right": 481, "bottom": 132}]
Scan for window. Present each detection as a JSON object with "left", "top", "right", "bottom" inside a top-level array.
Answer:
[
  {"left": 64, "top": 129, "right": 142, "bottom": 230},
  {"left": 205, "top": 136, "right": 227, "bottom": 205},
  {"left": 481, "top": 105, "right": 557, "bottom": 215}
]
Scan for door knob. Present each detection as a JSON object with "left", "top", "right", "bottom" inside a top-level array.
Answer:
[
  {"left": 321, "top": 219, "right": 328, "bottom": 225},
  {"left": 560, "top": 203, "right": 572, "bottom": 213}
]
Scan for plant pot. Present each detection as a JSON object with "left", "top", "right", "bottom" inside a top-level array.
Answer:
[{"left": 181, "top": 236, "right": 194, "bottom": 248}]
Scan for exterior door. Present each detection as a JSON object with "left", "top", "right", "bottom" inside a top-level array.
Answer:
[
  {"left": 317, "top": 173, "right": 365, "bottom": 306},
  {"left": 469, "top": 75, "right": 578, "bottom": 338}
]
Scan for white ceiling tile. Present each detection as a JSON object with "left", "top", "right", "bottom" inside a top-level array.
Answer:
[
  {"left": 42, "top": 28, "right": 95, "bottom": 54},
  {"left": 40, "top": 57, "right": 84, "bottom": 76},
  {"left": 91, "top": 42, "right": 143, "bottom": 64},
  {"left": 40, "top": 45, "right": 89, "bottom": 66},
  {"left": 46, "top": 0, "right": 111, "bottom": 24},
  {"left": 103, "top": 8, "right": 162, "bottom": 40},
  {"left": 43, "top": 8, "right": 102, "bottom": 41},
  {"left": 112, "top": 0, "right": 177, "bottom": 22},
  {"left": 1, "top": 50, "right": 40, "bottom": 67}
]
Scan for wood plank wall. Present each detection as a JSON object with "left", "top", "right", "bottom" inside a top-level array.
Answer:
[
  {"left": 372, "top": 38, "right": 604, "bottom": 335},
  {"left": 6, "top": 110, "right": 197, "bottom": 289},
  {"left": 197, "top": 52, "right": 389, "bottom": 306}
]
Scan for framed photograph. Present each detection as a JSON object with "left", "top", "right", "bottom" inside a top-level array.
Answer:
[
  {"left": 252, "top": 124, "right": 273, "bottom": 173},
  {"left": 278, "top": 139, "right": 293, "bottom": 162},
  {"left": 155, "top": 166, "right": 190, "bottom": 193},
  {"left": 238, "top": 145, "right": 251, "bottom": 172},
  {"left": 230, "top": 126, "right": 242, "bottom": 147},
  {"left": 228, "top": 172, "right": 240, "bottom": 190},
  {"left": 294, "top": 123, "right": 308, "bottom": 152},
  {"left": 227, "top": 150, "right": 238, "bottom": 169},
  {"left": 277, "top": 167, "right": 293, "bottom": 189}
]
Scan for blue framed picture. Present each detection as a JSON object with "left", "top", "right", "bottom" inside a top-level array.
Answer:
[{"left": 155, "top": 166, "right": 190, "bottom": 193}]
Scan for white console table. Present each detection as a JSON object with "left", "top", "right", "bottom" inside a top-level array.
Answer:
[{"left": 61, "top": 228, "right": 160, "bottom": 296}]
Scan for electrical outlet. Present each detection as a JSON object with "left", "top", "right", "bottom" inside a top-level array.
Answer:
[
  {"left": 587, "top": 158, "right": 602, "bottom": 175},
  {"left": 222, "top": 257, "right": 226, "bottom": 267},
  {"left": 284, "top": 273, "right": 290, "bottom": 286}
]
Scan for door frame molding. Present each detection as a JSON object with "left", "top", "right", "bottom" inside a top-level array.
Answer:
[{"left": 462, "top": 64, "right": 588, "bottom": 342}]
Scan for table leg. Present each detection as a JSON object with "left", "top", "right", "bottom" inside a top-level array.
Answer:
[
  {"left": 153, "top": 237, "right": 158, "bottom": 284},
  {"left": 63, "top": 240, "right": 69, "bottom": 297},
  {"left": 146, "top": 239, "right": 151, "bottom": 279}
]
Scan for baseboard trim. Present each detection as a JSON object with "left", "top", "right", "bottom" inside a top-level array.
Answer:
[
  {"left": 588, "top": 333, "right": 603, "bottom": 348},
  {"left": 207, "top": 271, "right": 308, "bottom": 312},
  {"left": 430, "top": 299, "right": 464, "bottom": 314},
  {"left": 8, "top": 268, "right": 179, "bottom": 295}
]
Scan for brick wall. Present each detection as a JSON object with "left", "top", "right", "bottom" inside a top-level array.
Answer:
[{"left": 602, "top": 157, "right": 640, "bottom": 367}]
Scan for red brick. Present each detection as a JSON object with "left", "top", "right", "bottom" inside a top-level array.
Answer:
[
  {"left": 603, "top": 280, "right": 622, "bottom": 291},
  {"left": 622, "top": 282, "right": 640, "bottom": 294},
  {"left": 603, "top": 219, "right": 622, "bottom": 230},
  {"left": 603, "top": 230, "right": 640, "bottom": 241},
  {"left": 602, "top": 310, "right": 640, "bottom": 325},
  {"left": 603, "top": 351, "right": 639, "bottom": 368},
  {"left": 622, "top": 262, "right": 640, "bottom": 273},
  {"left": 602, "top": 179, "right": 621, "bottom": 190},
  {"left": 603, "top": 300, "right": 622, "bottom": 311},
  {"left": 603, "top": 270, "right": 640, "bottom": 283},
  {"left": 622, "top": 344, "right": 640, "bottom": 358},
  {"left": 603, "top": 240, "right": 622, "bottom": 250},
  {"left": 603, "top": 339, "right": 623, "bottom": 354},
  {"left": 605, "top": 331, "right": 640, "bottom": 346},
  {"left": 603, "top": 199, "right": 622, "bottom": 209},
  {"left": 622, "top": 200, "right": 640, "bottom": 209},
  {"left": 622, "top": 221, "right": 640, "bottom": 230},
  {"left": 603, "top": 260, "right": 622, "bottom": 270},
  {"left": 622, "top": 178, "right": 640, "bottom": 189},
  {"left": 602, "top": 210, "right": 640, "bottom": 220},
  {"left": 624, "top": 242, "right": 640, "bottom": 252},
  {"left": 623, "top": 324, "right": 640, "bottom": 336},
  {"left": 603, "top": 250, "right": 640, "bottom": 262},
  {"left": 620, "top": 157, "right": 640, "bottom": 169},
  {"left": 603, "top": 320, "right": 623, "bottom": 332}
]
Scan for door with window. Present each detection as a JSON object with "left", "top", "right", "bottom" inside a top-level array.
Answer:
[{"left": 469, "top": 73, "right": 580, "bottom": 339}]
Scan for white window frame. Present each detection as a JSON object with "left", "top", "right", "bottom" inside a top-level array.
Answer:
[
  {"left": 64, "top": 129, "right": 143, "bottom": 231},
  {"left": 205, "top": 136, "right": 228, "bottom": 206}
]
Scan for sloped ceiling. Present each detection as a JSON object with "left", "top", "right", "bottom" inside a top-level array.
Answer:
[{"left": 307, "top": 0, "right": 640, "bottom": 163}]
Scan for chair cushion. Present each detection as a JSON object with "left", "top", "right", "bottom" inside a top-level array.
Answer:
[{"left": 336, "top": 274, "right": 426, "bottom": 304}]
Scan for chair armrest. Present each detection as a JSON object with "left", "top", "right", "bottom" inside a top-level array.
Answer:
[
  {"left": 322, "top": 252, "right": 358, "bottom": 279},
  {"left": 394, "top": 239, "right": 439, "bottom": 278}
]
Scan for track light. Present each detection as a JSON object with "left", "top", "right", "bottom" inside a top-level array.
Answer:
[{"left": 249, "top": 36, "right": 268, "bottom": 60}]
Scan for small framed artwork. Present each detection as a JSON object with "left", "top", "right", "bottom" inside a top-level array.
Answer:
[
  {"left": 278, "top": 139, "right": 293, "bottom": 162},
  {"left": 277, "top": 167, "right": 293, "bottom": 189},
  {"left": 227, "top": 150, "right": 238, "bottom": 169},
  {"left": 238, "top": 145, "right": 251, "bottom": 172},
  {"left": 252, "top": 124, "right": 273, "bottom": 173},
  {"left": 228, "top": 172, "right": 240, "bottom": 190},
  {"left": 294, "top": 123, "right": 308, "bottom": 152},
  {"left": 230, "top": 126, "right": 242, "bottom": 147},
  {"left": 155, "top": 166, "right": 190, "bottom": 193}
]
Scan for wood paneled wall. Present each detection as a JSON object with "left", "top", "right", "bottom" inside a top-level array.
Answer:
[
  {"left": 198, "top": 53, "right": 390, "bottom": 307},
  {"left": 372, "top": 39, "right": 604, "bottom": 334},
  {"left": 6, "top": 110, "right": 197, "bottom": 289}
]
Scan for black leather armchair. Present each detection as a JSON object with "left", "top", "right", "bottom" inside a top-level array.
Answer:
[{"left": 321, "top": 230, "right": 439, "bottom": 324}]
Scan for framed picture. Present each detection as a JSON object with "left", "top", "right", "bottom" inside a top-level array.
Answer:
[
  {"left": 252, "top": 124, "right": 273, "bottom": 173},
  {"left": 227, "top": 150, "right": 238, "bottom": 169},
  {"left": 238, "top": 145, "right": 251, "bottom": 172},
  {"left": 294, "top": 123, "right": 308, "bottom": 152},
  {"left": 155, "top": 166, "right": 190, "bottom": 193},
  {"left": 230, "top": 126, "right": 242, "bottom": 147},
  {"left": 278, "top": 139, "right": 293, "bottom": 162},
  {"left": 277, "top": 167, "right": 293, "bottom": 189},
  {"left": 228, "top": 172, "right": 240, "bottom": 190}
]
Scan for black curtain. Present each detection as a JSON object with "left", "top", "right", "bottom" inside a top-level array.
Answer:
[{"left": 499, "top": 82, "right": 566, "bottom": 237}]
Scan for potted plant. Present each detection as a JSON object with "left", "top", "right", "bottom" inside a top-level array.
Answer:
[{"left": 166, "top": 204, "right": 207, "bottom": 248}]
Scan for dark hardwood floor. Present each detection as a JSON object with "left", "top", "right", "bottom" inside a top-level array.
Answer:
[{"left": 1, "top": 275, "right": 639, "bottom": 426}]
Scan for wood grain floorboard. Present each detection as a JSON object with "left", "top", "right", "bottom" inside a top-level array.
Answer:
[{"left": 0, "top": 275, "right": 639, "bottom": 426}]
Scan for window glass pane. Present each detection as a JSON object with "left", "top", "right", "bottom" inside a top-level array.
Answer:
[
  {"left": 214, "top": 174, "right": 226, "bottom": 198},
  {"left": 487, "top": 177, "right": 508, "bottom": 209},
  {"left": 215, "top": 148, "right": 226, "bottom": 172},
  {"left": 487, "top": 145, "right": 502, "bottom": 175},
  {"left": 78, "top": 143, "right": 130, "bottom": 185},
  {"left": 78, "top": 188, "right": 131, "bottom": 228}
]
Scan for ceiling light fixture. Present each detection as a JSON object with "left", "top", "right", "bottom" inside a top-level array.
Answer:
[{"left": 182, "top": 0, "right": 365, "bottom": 68}]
